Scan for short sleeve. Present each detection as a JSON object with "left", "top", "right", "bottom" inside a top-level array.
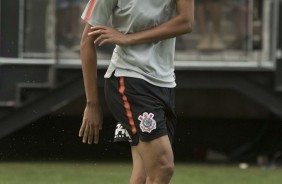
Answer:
[{"left": 81, "top": 0, "right": 117, "bottom": 26}]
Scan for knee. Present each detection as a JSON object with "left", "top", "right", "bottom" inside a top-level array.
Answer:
[
  {"left": 161, "top": 162, "right": 175, "bottom": 177},
  {"left": 158, "top": 154, "right": 175, "bottom": 177},
  {"left": 147, "top": 162, "right": 174, "bottom": 182},
  {"left": 130, "top": 175, "right": 146, "bottom": 184},
  {"left": 149, "top": 154, "right": 175, "bottom": 182}
]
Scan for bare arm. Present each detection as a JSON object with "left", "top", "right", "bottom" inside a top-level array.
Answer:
[
  {"left": 80, "top": 24, "right": 99, "bottom": 106},
  {"left": 79, "top": 24, "right": 103, "bottom": 144},
  {"left": 89, "top": 0, "right": 194, "bottom": 46},
  {"left": 126, "top": 0, "right": 194, "bottom": 44}
]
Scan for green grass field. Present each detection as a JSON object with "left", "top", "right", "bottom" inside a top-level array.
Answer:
[{"left": 0, "top": 162, "right": 281, "bottom": 184}]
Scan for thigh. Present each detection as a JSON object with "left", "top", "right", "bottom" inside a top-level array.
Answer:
[
  {"left": 131, "top": 147, "right": 147, "bottom": 174},
  {"left": 132, "top": 146, "right": 145, "bottom": 170},
  {"left": 136, "top": 135, "right": 174, "bottom": 175}
]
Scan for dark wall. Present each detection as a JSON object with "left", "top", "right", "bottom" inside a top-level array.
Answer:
[
  {"left": 0, "top": 114, "right": 281, "bottom": 163},
  {"left": 0, "top": 0, "right": 19, "bottom": 57}
]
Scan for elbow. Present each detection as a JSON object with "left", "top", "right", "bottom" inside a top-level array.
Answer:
[
  {"left": 183, "top": 20, "right": 193, "bottom": 34},
  {"left": 80, "top": 39, "right": 87, "bottom": 53},
  {"left": 80, "top": 37, "right": 88, "bottom": 50},
  {"left": 178, "top": 16, "right": 194, "bottom": 34},
  {"left": 185, "top": 22, "right": 193, "bottom": 33},
  {"left": 80, "top": 36, "right": 94, "bottom": 53}
]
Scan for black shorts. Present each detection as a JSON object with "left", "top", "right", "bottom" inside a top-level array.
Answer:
[{"left": 104, "top": 75, "right": 177, "bottom": 146}]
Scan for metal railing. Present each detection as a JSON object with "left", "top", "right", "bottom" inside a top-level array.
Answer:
[{"left": 0, "top": 0, "right": 280, "bottom": 69}]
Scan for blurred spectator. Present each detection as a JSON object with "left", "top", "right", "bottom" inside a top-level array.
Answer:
[
  {"left": 230, "top": 0, "right": 249, "bottom": 50},
  {"left": 196, "top": 0, "right": 225, "bottom": 50},
  {"left": 56, "top": 0, "right": 81, "bottom": 51},
  {"left": 231, "top": 0, "right": 263, "bottom": 51},
  {"left": 252, "top": 0, "right": 263, "bottom": 50}
]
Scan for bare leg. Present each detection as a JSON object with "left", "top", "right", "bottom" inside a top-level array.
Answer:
[
  {"left": 196, "top": 3, "right": 212, "bottom": 50},
  {"left": 196, "top": 4, "right": 208, "bottom": 35},
  {"left": 207, "top": 1, "right": 222, "bottom": 35},
  {"left": 135, "top": 135, "right": 174, "bottom": 184},
  {"left": 207, "top": 1, "right": 225, "bottom": 50},
  {"left": 233, "top": 1, "right": 248, "bottom": 50},
  {"left": 130, "top": 147, "right": 147, "bottom": 184}
]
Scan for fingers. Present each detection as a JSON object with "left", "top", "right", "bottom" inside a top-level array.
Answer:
[
  {"left": 79, "top": 120, "right": 86, "bottom": 137},
  {"left": 87, "top": 30, "right": 108, "bottom": 46},
  {"left": 88, "top": 29, "right": 106, "bottom": 36},
  {"left": 88, "top": 26, "right": 115, "bottom": 46},
  {"left": 90, "top": 25, "right": 107, "bottom": 30},
  {"left": 79, "top": 120, "right": 102, "bottom": 144},
  {"left": 88, "top": 26, "right": 108, "bottom": 37},
  {"left": 88, "top": 26, "right": 124, "bottom": 46},
  {"left": 94, "top": 34, "right": 108, "bottom": 46},
  {"left": 83, "top": 123, "right": 90, "bottom": 144},
  {"left": 86, "top": 123, "right": 100, "bottom": 144},
  {"left": 79, "top": 107, "right": 103, "bottom": 145},
  {"left": 99, "top": 39, "right": 111, "bottom": 46},
  {"left": 88, "top": 123, "right": 94, "bottom": 144}
]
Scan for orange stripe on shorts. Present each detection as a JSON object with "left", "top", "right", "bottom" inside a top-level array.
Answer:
[
  {"left": 118, "top": 77, "right": 137, "bottom": 135},
  {"left": 84, "top": 0, "right": 97, "bottom": 22}
]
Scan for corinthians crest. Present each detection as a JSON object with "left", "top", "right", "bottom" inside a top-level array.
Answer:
[{"left": 138, "top": 112, "right": 156, "bottom": 133}]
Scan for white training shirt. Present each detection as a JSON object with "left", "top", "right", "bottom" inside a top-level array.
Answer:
[{"left": 81, "top": 0, "right": 177, "bottom": 88}]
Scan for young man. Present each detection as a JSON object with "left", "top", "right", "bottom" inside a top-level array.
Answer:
[
  {"left": 79, "top": 0, "right": 194, "bottom": 183},
  {"left": 196, "top": 0, "right": 225, "bottom": 50}
]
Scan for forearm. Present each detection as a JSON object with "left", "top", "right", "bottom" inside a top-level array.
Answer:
[
  {"left": 127, "top": 16, "right": 193, "bottom": 45},
  {"left": 127, "top": 0, "right": 194, "bottom": 45},
  {"left": 89, "top": 0, "right": 194, "bottom": 47},
  {"left": 80, "top": 36, "right": 100, "bottom": 106}
]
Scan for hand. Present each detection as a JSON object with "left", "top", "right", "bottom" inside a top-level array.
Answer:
[
  {"left": 88, "top": 25, "right": 130, "bottom": 46},
  {"left": 79, "top": 104, "right": 103, "bottom": 144}
]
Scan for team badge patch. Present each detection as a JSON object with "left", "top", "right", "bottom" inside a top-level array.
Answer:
[{"left": 138, "top": 112, "right": 156, "bottom": 133}]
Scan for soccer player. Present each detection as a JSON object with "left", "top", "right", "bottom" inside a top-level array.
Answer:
[{"left": 79, "top": 0, "right": 194, "bottom": 183}]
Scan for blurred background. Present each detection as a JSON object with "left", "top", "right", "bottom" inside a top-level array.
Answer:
[{"left": 0, "top": 0, "right": 282, "bottom": 176}]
